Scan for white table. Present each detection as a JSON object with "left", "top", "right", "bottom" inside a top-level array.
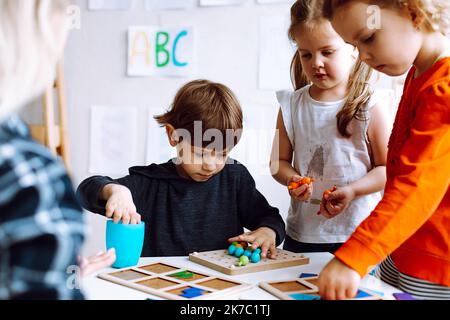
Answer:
[{"left": 82, "top": 252, "right": 402, "bottom": 300}]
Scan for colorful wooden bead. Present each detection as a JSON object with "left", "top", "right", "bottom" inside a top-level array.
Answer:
[
  {"left": 250, "top": 252, "right": 261, "bottom": 263},
  {"left": 243, "top": 249, "right": 252, "bottom": 257},
  {"left": 228, "top": 244, "right": 236, "bottom": 255},
  {"left": 234, "top": 247, "right": 244, "bottom": 257},
  {"left": 237, "top": 255, "right": 249, "bottom": 266}
]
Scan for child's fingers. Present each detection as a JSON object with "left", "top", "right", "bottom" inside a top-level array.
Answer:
[
  {"left": 228, "top": 236, "right": 241, "bottom": 243},
  {"left": 336, "top": 286, "right": 347, "bottom": 300},
  {"left": 79, "top": 257, "right": 88, "bottom": 269},
  {"left": 322, "top": 285, "right": 336, "bottom": 300},
  {"left": 250, "top": 238, "right": 261, "bottom": 250},
  {"left": 228, "top": 233, "right": 255, "bottom": 244},
  {"left": 269, "top": 243, "right": 277, "bottom": 259},
  {"left": 325, "top": 201, "right": 338, "bottom": 214},
  {"left": 122, "top": 212, "right": 131, "bottom": 225},
  {"left": 318, "top": 201, "right": 328, "bottom": 216},
  {"left": 304, "top": 186, "right": 313, "bottom": 200},
  {"left": 318, "top": 275, "right": 330, "bottom": 300},
  {"left": 327, "top": 200, "right": 346, "bottom": 216},
  {"left": 81, "top": 250, "right": 116, "bottom": 277},
  {"left": 260, "top": 241, "right": 270, "bottom": 259},
  {"left": 346, "top": 284, "right": 358, "bottom": 299},
  {"left": 112, "top": 209, "right": 123, "bottom": 223},
  {"left": 134, "top": 213, "right": 143, "bottom": 224},
  {"left": 289, "top": 175, "right": 302, "bottom": 183},
  {"left": 105, "top": 203, "right": 116, "bottom": 218},
  {"left": 319, "top": 204, "right": 334, "bottom": 219},
  {"left": 292, "top": 184, "right": 308, "bottom": 198},
  {"left": 129, "top": 212, "right": 136, "bottom": 225}
]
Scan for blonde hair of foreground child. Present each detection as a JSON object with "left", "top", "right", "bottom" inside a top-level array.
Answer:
[{"left": 0, "top": 0, "right": 70, "bottom": 120}]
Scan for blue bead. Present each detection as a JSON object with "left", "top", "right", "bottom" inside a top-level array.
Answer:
[
  {"left": 243, "top": 250, "right": 252, "bottom": 257},
  {"left": 250, "top": 252, "right": 261, "bottom": 263},
  {"left": 234, "top": 247, "right": 244, "bottom": 257},
  {"left": 254, "top": 248, "right": 261, "bottom": 254},
  {"left": 228, "top": 245, "right": 236, "bottom": 255}
]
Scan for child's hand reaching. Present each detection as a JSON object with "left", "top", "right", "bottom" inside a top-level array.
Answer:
[
  {"left": 288, "top": 175, "right": 313, "bottom": 202},
  {"left": 318, "top": 258, "right": 361, "bottom": 300},
  {"left": 103, "top": 184, "right": 142, "bottom": 224},
  {"left": 78, "top": 249, "right": 117, "bottom": 278},
  {"left": 318, "top": 186, "right": 356, "bottom": 219},
  {"left": 228, "top": 227, "right": 277, "bottom": 259}
]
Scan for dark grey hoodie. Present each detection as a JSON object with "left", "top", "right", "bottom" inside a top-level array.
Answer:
[{"left": 76, "top": 159, "right": 286, "bottom": 257}]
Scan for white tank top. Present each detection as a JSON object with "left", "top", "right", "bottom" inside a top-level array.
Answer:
[{"left": 277, "top": 85, "right": 382, "bottom": 243}]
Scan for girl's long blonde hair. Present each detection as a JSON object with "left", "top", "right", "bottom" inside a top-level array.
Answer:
[
  {"left": 289, "top": 0, "right": 373, "bottom": 138},
  {"left": 0, "top": 0, "right": 70, "bottom": 120},
  {"left": 323, "top": 0, "right": 450, "bottom": 36}
]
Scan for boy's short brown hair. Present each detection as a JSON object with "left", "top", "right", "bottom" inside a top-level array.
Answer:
[{"left": 154, "top": 80, "right": 243, "bottom": 150}]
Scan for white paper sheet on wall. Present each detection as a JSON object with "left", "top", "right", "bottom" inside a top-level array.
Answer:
[
  {"left": 146, "top": 109, "right": 177, "bottom": 165},
  {"left": 89, "top": 106, "right": 138, "bottom": 175},
  {"left": 199, "top": 0, "right": 247, "bottom": 7},
  {"left": 231, "top": 104, "right": 278, "bottom": 177},
  {"left": 88, "top": 0, "right": 133, "bottom": 10},
  {"left": 145, "top": 0, "right": 196, "bottom": 10},
  {"left": 128, "top": 26, "right": 195, "bottom": 77},
  {"left": 258, "top": 15, "right": 296, "bottom": 91}
]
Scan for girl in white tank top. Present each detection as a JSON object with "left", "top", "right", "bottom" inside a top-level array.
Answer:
[{"left": 270, "top": 0, "right": 393, "bottom": 253}]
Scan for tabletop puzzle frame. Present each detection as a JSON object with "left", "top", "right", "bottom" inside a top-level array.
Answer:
[
  {"left": 97, "top": 261, "right": 252, "bottom": 300},
  {"left": 259, "top": 276, "right": 384, "bottom": 300},
  {"left": 189, "top": 249, "right": 310, "bottom": 275}
]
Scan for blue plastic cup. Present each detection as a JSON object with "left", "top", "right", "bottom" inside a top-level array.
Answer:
[{"left": 106, "top": 220, "right": 145, "bottom": 269}]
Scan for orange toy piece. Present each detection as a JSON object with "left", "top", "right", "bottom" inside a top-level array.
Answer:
[
  {"left": 240, "top": 242, "right": 248, "bottom": 249},
  {"left": 323, "top": 186, "right": 337, "bottom": 198},
  {"left": 288, "top": 177, "right": 315, "bottom": 190}
]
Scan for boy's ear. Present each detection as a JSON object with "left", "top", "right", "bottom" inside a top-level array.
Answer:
[{"left": 165, "top": 124, "right": 179, "bottom": 147}]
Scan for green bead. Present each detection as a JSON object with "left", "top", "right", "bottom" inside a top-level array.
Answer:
[{"left": 239, "top": 255, "right": 249, "bottom": 266}]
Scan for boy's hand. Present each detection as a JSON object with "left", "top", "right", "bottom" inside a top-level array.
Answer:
[
  {"left": 318, "top": 186, "right": 355, "bottom": 219},
  {"left": 318, "top": 258, "right": 361, "bottom": 300},
  {"left": 288, "top": 175, "right": 313, "bottom": 202},
  {"left": 228, "top": 227, "right": 277, "bottom": 259},
  {"left": 103, "top": 184, "right": 142, "bottom": 224}
]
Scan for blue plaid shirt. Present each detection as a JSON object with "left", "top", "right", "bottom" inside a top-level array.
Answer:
[{"left": 0, "top": 116, "right": 86, "bottom": 300}]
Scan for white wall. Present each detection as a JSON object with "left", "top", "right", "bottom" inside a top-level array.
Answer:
[{"left": 23, "top": 0, "right": 402, "bottom": 256}]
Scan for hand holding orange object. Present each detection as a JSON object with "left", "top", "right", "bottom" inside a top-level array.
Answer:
[
  {"left": 288, "top": 177, "right": 315, "bottom": 190},
  {"left": 323, "top": 186, "right": 337, "bottom": 199},
  {"left": 318, "top": 186, "right": 356, "bottom": 219},
  {"left": 287, "top": 175, "right": 314, "bottom": 202}
]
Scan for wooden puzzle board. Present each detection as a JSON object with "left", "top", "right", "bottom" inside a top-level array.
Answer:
[
  {"left": 260, "top": 276, "right": 384, "bottom": 300},
  {"left": 189, "top": 249, "right": 310, "bottom": 275},
  {"left": 97, "top": 262, "right": 252, "bottom": 300}
]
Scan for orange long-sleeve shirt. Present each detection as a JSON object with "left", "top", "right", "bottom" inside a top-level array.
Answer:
[{"left": 335, "top": 57, "right": 450, "bottom": 287}]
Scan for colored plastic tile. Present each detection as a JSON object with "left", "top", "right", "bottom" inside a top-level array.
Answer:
[
  {"left": 355, "top": 290, "right": 373, "bottom": 299},
  {"left": 393, "top": 293, "right": 417, "bottom": 300},
  {"left": 289, "top": 293, "right": 321, "bottom": 300},
  {"left": 299, "top": 273, "right": 318, "bottom": 278}
]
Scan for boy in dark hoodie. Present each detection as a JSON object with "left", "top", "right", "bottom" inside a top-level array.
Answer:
[{"left": 76, "top": 80, "right": 286, "bottom": 259}]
